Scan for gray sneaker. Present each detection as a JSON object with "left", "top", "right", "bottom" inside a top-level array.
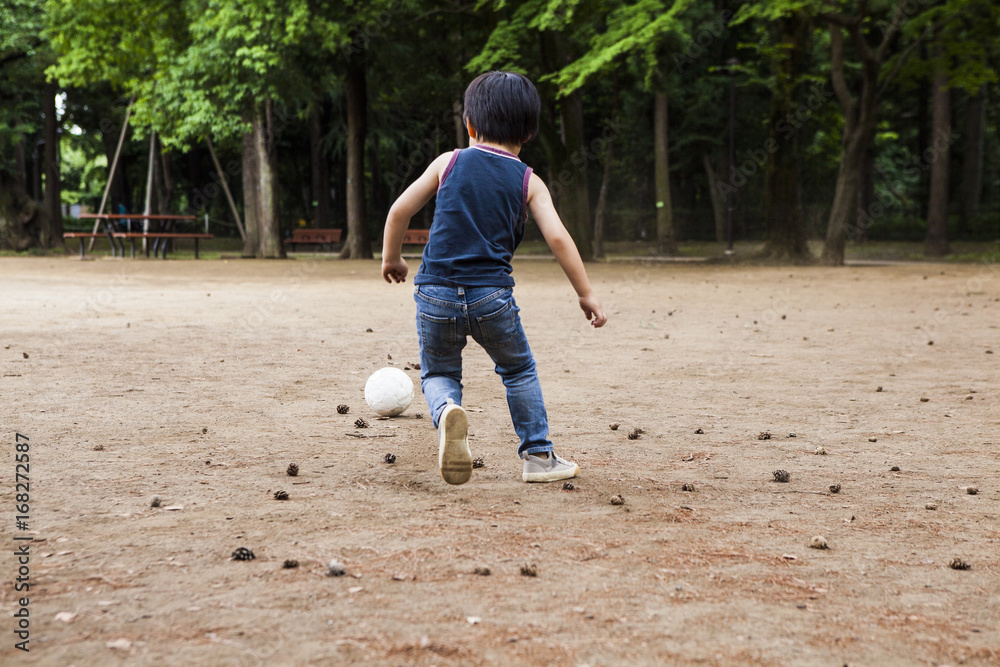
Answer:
[
  {"left": 438, "top": 402, "right": 471, "bottom": 485},
  {"left": 522, "top": 452, "right": 578, "bottom": 483}
]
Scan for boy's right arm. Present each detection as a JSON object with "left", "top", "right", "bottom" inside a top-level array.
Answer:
[
  {"left": 382, "top": 152, "right": 454, "bottom": 283},
  {"left": 527, "top": 173, "right": 607, "bottom": 328}
]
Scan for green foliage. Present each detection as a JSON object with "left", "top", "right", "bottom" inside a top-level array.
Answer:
[
  {"left": 0, "top": 0, "right": 996, "bottom": 254},
  {"left": 0, "top": 0, "right": 48, "bottom": 176},
  {"left": 548, "top": 0, "right": 695, "bottom": 94}
]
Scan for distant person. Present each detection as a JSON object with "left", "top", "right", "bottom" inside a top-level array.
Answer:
[{"left": 381, "top": 71, "right": 607, "bottom": 485}]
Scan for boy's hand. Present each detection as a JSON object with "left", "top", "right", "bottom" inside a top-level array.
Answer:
[
  {"left": 382, "top": 257, "right": 408, "bottom": 283},
  {"left": 579, "top": 294, "right": 607, "bottom": 328}
]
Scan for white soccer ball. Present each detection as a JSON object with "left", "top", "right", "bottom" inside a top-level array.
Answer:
[{"left": 364, "top": 367, "right": 414, "bottom": 417}]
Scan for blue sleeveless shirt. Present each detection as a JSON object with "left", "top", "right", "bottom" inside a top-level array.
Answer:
[{"left": 413, "top": 146, "right": 532, "bottom": 287}]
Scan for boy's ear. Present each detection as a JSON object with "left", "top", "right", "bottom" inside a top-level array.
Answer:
[{"left": 466, "top": 119, "right": 477, "bottom": 139}]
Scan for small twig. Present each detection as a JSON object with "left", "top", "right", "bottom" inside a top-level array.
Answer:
[
  {"left": 580, "top": 552, "right": 608, "bottom": 562},
  {"left": 344, "top": 432, "right": 397, "bottom": 439},
  {"left": 775, "top": 490, "right": 831, "bottom": 496}
]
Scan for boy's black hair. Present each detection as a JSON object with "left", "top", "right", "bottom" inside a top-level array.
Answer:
[{"left": 463, "top": 71, "right": 541, "bottom": 146}]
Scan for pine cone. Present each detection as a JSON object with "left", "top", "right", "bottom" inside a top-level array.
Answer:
[
  {"left": 472, "top": 457, "right": 484, "bottom": 469},
  {"left": 610, "top": 494, "right": 625, "bottom": 505},
  {"left": 231, "top": 547, "right": 255, "bottom": 561},
  {"left": 354, "top": 417, "right": 368, "bottom": 429},
  {"left": 949, "top": 558, "right": 970, "bottom": 570},
  {"left": 274, "top": 490, "right": 289, "bottom": 500},
  {"left": 337, "top": 404, "right": 350, "bottom": 414},
  {"left": 287, "top": 463, "right": 299, "bottom": 476},
  {"left": 283, "top": 559, "right": 299, "bottom": 569},
  {"left": 829, "top": 484, "right": 841, "bottom": 494},
  {"left": 520, "top": 563, "right": 538, "bottom": 577},
  {"left": 627, "top": 428, "right": 641, "bottom": 440},
  {"left": 773, "top": 469, "right": 790, "bottom": 483},
  {"left": 758, "top": 431, "right": 772, "bottom": 440},
  {"left": 681, "top": 483, "right": 695, "bottom": 492},
  {"left": 562, "top": 482, "right": 574, "bottom": 490},
  {"left": 384, "top": 453, "right": 396, "bottom": 464}
]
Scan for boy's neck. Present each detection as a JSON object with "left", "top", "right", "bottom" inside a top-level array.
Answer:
[{"left": 469, "top": 137, "right": 522, "bottom": 157}]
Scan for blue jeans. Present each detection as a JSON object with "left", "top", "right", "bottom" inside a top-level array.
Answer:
[{"left": 414, "top": 284, "right": 553, "bottom": 458}]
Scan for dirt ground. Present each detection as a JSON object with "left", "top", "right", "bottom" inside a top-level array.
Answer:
[{"left": 1, "top": 254, "right": 998, "bottom": 666}]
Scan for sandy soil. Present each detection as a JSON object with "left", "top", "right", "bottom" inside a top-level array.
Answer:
[{"left": 1, "top": 254, "right": 998, "bottom": 666}]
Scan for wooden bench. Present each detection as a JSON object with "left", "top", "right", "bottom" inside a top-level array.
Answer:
[
  {"left": 402, "top": 229, "right": 430, "bottom": 244},
  {"left": 284, "top": 228, "right": 342, "bottom": 252},
  {"left": 64, "top": 231, "right": 123, "bottom": 258},
  {"left": 113, "top": 233, "right": 215, "bottom": 259}
]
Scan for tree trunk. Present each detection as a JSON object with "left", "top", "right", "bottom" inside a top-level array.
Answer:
[
  {"left": 558, "top": 90, "right": 593, "bottom": 258},
  {"left": 309, "top": 103, "right": 331, "bottom": 228},
  {"left": 653, "top": 92, "right": 677, "bottom": 255},
  {"left": 42, "top": 82, "right": 62, "bottom": 247},
  {"left": 592, "top": 135, "right": 614, "bottom": 260},
  {"left": 961, "top": 86, "right": 985, "bottom": 227},
  {"left": 341, "top": 55, "right": 371, "bottom": 259},
  {"left": 761, "top": 13, "right": 810, "bottom": 261},
  {"left": 255, "top": 101, "right": 284, "bottom": 258},
  {"left": 241, "top": 124, "right": 260, "bottom": 257},
  {"left": 703, "top": 153, "right": 726, "bottom": 244},
  {"left": 452, "top": 98, "right": 466, "bottom": 148},
  {"left": 156, "top": 140, "right": 174, "bottom": 252},
  {"left": 142, "top": 130, "right": 158, "bottom": 252},
  {"left": 916, "top": 64, "right": 930, "bottom": 220},
  {"left": 15, "top": 136, "right": 27, "bottom": 192},
  {"left": 855, "top": 146, "right": 874, "bottom": 242},
  {"left": 820, "top": 7, "right": 929, "bottom": 265},
  {"left": 924, "top": 65, "right": 951, "bottom": 257},
  {"left": 101, "top": 122, "right": 126, "bottom": 210},
  {"left": 821, "top": 126, "right": 871, "bottom": 264},
  {"left": 0, "top": 183, "right": 45, "bottom": 250}
]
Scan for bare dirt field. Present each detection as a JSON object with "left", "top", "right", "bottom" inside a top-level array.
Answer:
[{"left": 2, "top": 255, "right": 998, "bottom": 666}]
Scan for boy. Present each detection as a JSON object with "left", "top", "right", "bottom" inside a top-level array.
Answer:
[{"left": 381, "top": 71, "right": 607, "bottom": 485}]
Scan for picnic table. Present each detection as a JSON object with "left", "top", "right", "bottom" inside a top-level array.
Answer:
[{"left": 66, "top": 214, "right": 214, "bottom": 259}]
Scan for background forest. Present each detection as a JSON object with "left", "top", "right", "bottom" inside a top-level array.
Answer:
[{"left": 1, "top": 0, "right": 998, "bottom": 263}]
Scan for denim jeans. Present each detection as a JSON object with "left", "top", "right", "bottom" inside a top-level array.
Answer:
[{"left": 413, "top": 284, "right": 553, "bottom": 458}]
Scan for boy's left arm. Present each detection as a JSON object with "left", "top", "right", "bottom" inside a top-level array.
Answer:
[
  {"left": 382, "top": 152, "right": 453, "bottom": 283},
  {"left": 527, "top": 173, "right": 607, "bottom": 328}
]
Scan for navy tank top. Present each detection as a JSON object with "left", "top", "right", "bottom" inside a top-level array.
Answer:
[{"left": 413, "top": 146, "right": 532, "bottom": 287}]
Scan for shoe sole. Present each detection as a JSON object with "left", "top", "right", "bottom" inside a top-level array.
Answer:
[
  {"left": 522, "top": 462, "right": 579, "bottom": 483},
  {"left": 439, "top": 405, "right": 471, "bottom": 485}
]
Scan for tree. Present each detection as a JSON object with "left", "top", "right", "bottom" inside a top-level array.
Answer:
[
  {"left": 47, "top": 0, "right": 321, "bottom": 258},
  {"left": 469, "top": 2, "right": 602, "bottom": 258},
  {"left": 817, "top": 2, "right": 936, "bottom": 264},
  {"left": 732, "top": 2, "right": 815, "bottom": 261},
  {"left": 548, "top": 0, "right": 693, "bottom": 256},
  {"left": 924, "top": 56, "right": 950, "bottom": 256},
  {"left": 1, "top": 0, "right": 60, "bottom": 250}
]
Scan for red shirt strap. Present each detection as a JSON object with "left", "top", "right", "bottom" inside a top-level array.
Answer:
[
  {"left": 521, "top": 167, "right": 533, "bottom": 222},
  {"left": 438, "top": 149, "right": 462, "bottom": 192}
]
